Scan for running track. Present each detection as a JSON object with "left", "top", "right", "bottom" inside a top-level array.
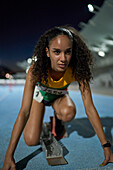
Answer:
[{"left": 0, "top": 85, "right": 113, "bottom": 170}]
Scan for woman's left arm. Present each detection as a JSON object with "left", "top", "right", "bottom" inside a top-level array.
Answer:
[{"left": 80, "top": 81, "right": 113, "bottom": 166}]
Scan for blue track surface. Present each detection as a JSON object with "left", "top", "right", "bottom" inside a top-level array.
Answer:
[{"left": 0, "top": 85, "right": 113, "bottom": 170}]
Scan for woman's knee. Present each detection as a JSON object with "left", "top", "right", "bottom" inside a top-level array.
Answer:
[
  {"left": 60, "top": 105, "right": 76, "bottom": 122},
  {"left": 23, "top": 130, "right": 40, "bottom": 146}
]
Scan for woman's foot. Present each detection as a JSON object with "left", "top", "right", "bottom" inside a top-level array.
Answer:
[{"left": 51, "top": 114, "right": 66, "bottom": 139}]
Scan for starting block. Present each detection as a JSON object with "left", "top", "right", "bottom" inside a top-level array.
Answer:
[{"left": 40, "top": 117, "right": 68, "bottom": 166}]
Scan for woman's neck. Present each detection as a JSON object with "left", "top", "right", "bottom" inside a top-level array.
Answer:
[{"left": 49, "top": 68, "right": 65, "bottom": 81}]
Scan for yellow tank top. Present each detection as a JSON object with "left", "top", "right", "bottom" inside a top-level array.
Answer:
[{"left": 41, "top": 67, "right": 75, "bottom": 89}]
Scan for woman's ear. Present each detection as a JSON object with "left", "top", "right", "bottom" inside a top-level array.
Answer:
[{"left": 46, "top": 47, "right": 50, "bottom": 57}]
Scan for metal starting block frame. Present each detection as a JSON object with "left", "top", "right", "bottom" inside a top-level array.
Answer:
[{"left": 40, "top": 118, "right": 68, "bottom": 166}]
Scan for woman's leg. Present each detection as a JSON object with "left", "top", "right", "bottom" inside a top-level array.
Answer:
[
  {"left": 52, "top": 94, "right": 76, "bottom": 122},
  {"left": 23, "top": 99, "right": 45, "bottom": 146}
]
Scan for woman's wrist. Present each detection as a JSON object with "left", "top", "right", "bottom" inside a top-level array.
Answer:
[
  {"left": 102, "top": 141, "right": 111, "bottom": 149},
  {"left": 6, "top": 147, "right": 14, "bottom": 157}
]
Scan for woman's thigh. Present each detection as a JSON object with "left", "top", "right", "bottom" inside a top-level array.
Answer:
[
  {"left": 23, "top": 99, "right": 45, "bottom": 146},
  {"left": 52, "top": 94, "right": 76, "bottom": 122}
]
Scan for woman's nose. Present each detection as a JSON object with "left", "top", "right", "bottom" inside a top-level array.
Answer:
[{"left": 60, "top": 53, "right": 66, "bottom": 61}]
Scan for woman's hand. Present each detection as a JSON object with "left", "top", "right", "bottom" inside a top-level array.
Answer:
[
  {"left": 2, "top": 154, "right": 16, "bottom": 170},
  {"left": 100, "top": 147, "right": 113, "bottom": 166}
]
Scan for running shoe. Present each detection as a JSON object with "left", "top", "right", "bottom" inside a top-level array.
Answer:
[{"left": 51, "top": 114, "right": 66, "bottom": 140}]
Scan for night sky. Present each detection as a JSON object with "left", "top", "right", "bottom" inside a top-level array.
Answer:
[{"left": 0, "top": 0, "right": 104, "bottom": 71}]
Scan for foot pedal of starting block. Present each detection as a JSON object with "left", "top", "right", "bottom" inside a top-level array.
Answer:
[{"left": 40, "top": 123, "right": 68, "bottom": 166}]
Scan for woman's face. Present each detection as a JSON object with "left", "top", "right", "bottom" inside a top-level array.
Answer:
[{"left": 46, "top": 34, "right": 72, "bottom": 72}]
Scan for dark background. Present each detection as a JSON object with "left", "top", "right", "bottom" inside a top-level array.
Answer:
[{"left": 0, "top": 0, "right": 104, "bottom": 72}]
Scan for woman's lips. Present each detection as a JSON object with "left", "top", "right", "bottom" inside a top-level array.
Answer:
[{"left": 58, "top": 64, "right": 66, "bottom": 68}]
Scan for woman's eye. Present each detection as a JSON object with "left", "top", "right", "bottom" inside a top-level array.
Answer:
[
  {"left": 65, "top": 50, "right": 71, "bottom": 54},
  {"left": 54, "top": 50, "right": 60, "bottom": 54}
]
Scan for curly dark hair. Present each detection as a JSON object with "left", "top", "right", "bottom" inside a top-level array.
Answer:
[{"left": 31, "top": 25, "right": 94, "bottom": 89}]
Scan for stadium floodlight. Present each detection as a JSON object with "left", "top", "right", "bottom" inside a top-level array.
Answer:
[
  {"left": 88, "top": 4, "right": 94, "bottom": 12},
  {"left": 27, "top": 58, "right": 32, "bottom": 64},
  {"left": 98, "top": 51, "right": 105, "bottom": 57}
]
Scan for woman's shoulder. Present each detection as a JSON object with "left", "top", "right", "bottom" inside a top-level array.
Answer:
[{"left": 26, "top": 65, "right": 39, "bottom": 85}]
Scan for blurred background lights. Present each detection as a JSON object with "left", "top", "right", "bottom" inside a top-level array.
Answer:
[
  {"left": 5, "top": 73, "right": 13, "bottom": 79},
  {"left": 98, "top": 51, "right": 105, "bottom": 57},
  {"left": 88, "top": 4, "right": 94, "bottom": 12},
  {"left": 27, "top": 58, "right": 32, "bottom": 64},
  {"left": 105, "top": 40, "right": 113, "bottom": 46},
  {"left": 5, "top": 73, "right": 10, "bottom": 79}
]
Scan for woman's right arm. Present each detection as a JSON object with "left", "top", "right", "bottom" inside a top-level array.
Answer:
[{"left": 2, "top": 66, "right": 38, "bottom": 170}]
